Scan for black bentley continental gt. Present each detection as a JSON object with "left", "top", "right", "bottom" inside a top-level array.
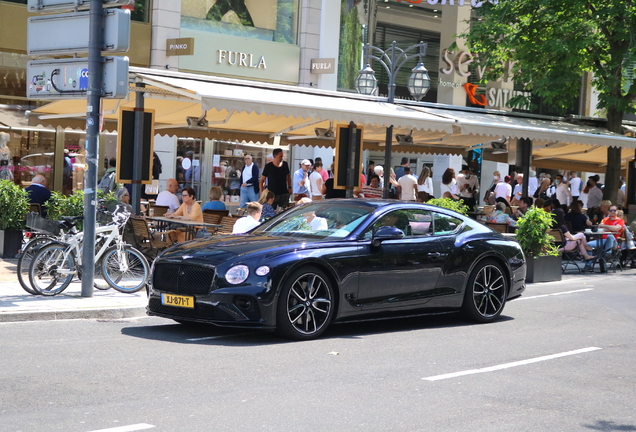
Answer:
[{"left": 147, "top": 200, "right": 526, "bottom": 340}]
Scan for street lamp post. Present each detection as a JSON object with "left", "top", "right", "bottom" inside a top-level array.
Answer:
[{"left": 355, "top": 41, "right": 431, "bottom": 198}]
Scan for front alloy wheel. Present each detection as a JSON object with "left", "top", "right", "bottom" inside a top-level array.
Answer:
[
  {"left": 277, "top": 267, "right": 334, "bottom": 340},
  {"left": 461, "top": 259, "right": 507, "bottom": 322}
]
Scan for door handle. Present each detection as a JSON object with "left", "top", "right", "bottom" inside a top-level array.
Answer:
[{"left": 427, "top": 252, "right": 441, "bottom": 257}]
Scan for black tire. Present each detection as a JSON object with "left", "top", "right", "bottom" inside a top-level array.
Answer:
[
  {"left": 93, "top": 258, "right": 113, "bottom": 290},
  {"left": 101, "top": 245, "right": 149, "bottom": 293},
  {"left": 461, "top": 259, "right": 508, "bottom": 322},
  {"left": 28, "top": 243, "right": 76, "bottom": 296},
  {"left": 276, "top": 267, "right": 335, "bottom": 340},
  {"left": 17, "top": 236, "right": 57, "bottom": 295}
]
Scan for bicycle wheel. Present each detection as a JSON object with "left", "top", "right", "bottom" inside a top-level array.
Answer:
[
  {"left": 28, "top": 243, "right": 76, "bottom": 296},
  {"left": 17, "top": 236, "right": 57, "bottom": 295},
  {"left": 93, "top": 258, "right": 113, "bottom": 290},
  {"left": 101, "top": 245, "right": 149, "bottom": 293}
]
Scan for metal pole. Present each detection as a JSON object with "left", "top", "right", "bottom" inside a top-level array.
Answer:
[
  {"left": 132, "top": 82, "right": 145, "bottom": 215},
  {"left": 387, "top": 41, "right": 397, "bottom": 104},
  {"left": 383, "top": 125, "right": 392, "bottom": 199},
  {"left": 81, "top": 0, "right": 104, "bottom": 297},
  {"left": 345, "top": 122, "right": 357, "bottom": 198}
]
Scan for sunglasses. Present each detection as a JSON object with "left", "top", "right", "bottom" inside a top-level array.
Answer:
[
  {"left": 182, "top": 194, "right": 191, "bottom": 197},
  {"left": 609, "top": 209, "right": 617, "bottom": 212}
]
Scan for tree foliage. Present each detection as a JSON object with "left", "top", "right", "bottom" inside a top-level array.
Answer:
[{"left": 464, "top": 1, "right": 636, "bottom": 203}]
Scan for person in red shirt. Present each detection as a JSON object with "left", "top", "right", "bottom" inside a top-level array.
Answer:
[{"left": 589, "top": 204, "right": 624, "bottom": 253}]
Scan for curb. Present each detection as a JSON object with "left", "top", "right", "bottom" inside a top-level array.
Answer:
[{"left": 0, "top": 306, "right": 147, "bottom": 323}]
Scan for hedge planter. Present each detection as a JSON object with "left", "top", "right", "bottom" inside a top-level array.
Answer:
[
  {"left": 0, "top": 229, "right": 23, "bottom": 259},
  {"left": 526, "top": 255, "right": 562, "bottom": 283}
]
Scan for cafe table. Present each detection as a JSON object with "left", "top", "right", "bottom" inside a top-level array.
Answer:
[
  {"left": 583, "top": 229, "right": 619, "bottom": 273},
  {"left": 146, "top": 216, "right": 222, "bottom": 241}
]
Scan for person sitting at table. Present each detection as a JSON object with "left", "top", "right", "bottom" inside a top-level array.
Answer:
[
  {"left": 565, "top": 200, "right": 592, "bottom": 233},
  {"left": 258, "top": 190, "right": 276, "bottom": 220},
  {"left": 166, "top": 187, "right": 203, "bottom": 242},
  {"left": 202, "top": 186, "right": 227, "bottom": 211},
  {"left": 495, "top": 197, "right": 513, "bottom": 216},
  {"left": 587, "top": 204, "right": 624, "bottom": 254},
  {"left": 114, "top": 187, "right": 133, "bottom": 214},
  {"left": 488, "top": 202, "right": 517, "bottom": 227},
  {"left": 513, "top": 197, "right": 533, "bottom": 220},
  {"left": 232, "top": 202, "right": 262, "bottom": 234},
  {"left": 553, "top": 208, "right": 595, "bottom": 261},
  {"left": 155, "top": 178, "right": 181, "bottom": 213}
]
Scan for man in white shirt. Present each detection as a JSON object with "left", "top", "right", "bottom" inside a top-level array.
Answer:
[
  {"left": 240, "top": 154, "right": 260, "bottom": 208},
  {"left": 397, "top": 166, "right": 418, "bottom": 201},
  {"left": 527, "top": 169, "right": 538, "bottom": 197},
  {"left": 494, "top": 175, "right": 512, "bottom": 203},
  {"left": 511, "top": 174, "right": 524, "bottom": 205},
  {"left": 232, "top": 202, "right": 262, "bottom": 234},
  {"left": 555, "top": 174, "right": 571, "bottom": 206},
  {"left": 586, "top": 176, "right": 603, "bottom": 208},
  {"left": 155, "top": 178, "right": 180, "bottom": 212},
  {"left": 456, "top": 165, "right": 479, "bottom": 209},
  {"left": 569, "top": 171, "right": 582, "bottom": 202}
]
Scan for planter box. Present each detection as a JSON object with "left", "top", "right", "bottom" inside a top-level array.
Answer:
[
  {"left": 526, "top": 254, "right": 562, "bottom": 283},
  {"left": 0, "top": 229, "right": 23, "bottom": 259}
]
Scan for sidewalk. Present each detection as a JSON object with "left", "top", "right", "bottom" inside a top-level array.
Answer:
[{"left": 0, "top": 258, "right": 147, "bottom": 323}]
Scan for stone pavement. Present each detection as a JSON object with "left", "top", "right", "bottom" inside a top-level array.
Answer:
[{"left": 0, "top": 258, "right": 147, "bottom": 323}]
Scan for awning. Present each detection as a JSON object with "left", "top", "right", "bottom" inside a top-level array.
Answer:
[{"left": 406, "top": 105, "right": 636, "bottom": 149}]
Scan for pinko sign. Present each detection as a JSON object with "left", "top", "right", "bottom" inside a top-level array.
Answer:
[{"left": 395, "top": 0, "right": 499, "bottom": 6}]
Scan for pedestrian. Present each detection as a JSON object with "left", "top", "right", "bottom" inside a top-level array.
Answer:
[
  {"left": 395, "top": 157, "right": 409, "bottom": 180},
  {"left": 456, "top": 165, "right": 479, "bottom": 209},
  {"left": 292, "top": 159, "right": 312, "bottom": 201},
  {"left": 309, "top": 161, "right": 324, "bottom": 201},
  {"left": 440, "top": 167, "right": 458, "bottom": 200},
  {"left": 569, "top": 171, "right": 582, "bottom": 203},
  {"left": 494, "top": 174, "right": 512, "bottom": 204},
  {"left": 239, "top": 154, "right": 260, "bottom": 208},
  {"left": 416, "top": 166, "right": 434, "bottom": 202},
  {"left": 397, "top": 166, "right": 418, "bottom": 201},
  {"left": 259, "top": 148, "right": 292, "bottom": 210}
]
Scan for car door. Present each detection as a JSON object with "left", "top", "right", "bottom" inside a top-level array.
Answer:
[{"left": 355, "top": 209, "right": 446, "bottom": 311}]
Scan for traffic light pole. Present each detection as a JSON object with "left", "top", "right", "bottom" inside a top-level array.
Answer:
[{"left": 81, "top": 0, "right": 104, "bottom": 297}]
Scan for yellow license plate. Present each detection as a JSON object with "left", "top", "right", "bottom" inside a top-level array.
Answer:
[{"left": 161, "top": 293, "right": 195, "bottom": 309}]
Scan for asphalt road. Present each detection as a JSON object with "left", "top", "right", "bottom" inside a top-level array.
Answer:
[{"left": 1, "top": 273, "right": 635, "bottom": 432}]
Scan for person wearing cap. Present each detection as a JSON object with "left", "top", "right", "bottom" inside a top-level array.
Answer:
[{"left": 293, "top": 159, "right": 312, "bottom": 201}]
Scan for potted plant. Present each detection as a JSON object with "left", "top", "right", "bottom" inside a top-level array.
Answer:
[
  {"left": 427, "top": 197, "right": 469, "bottom": 215},
  {"left": 0, "top": 180, "right": 30, "bottom": 258},
  {"left": 515, "top": 206, "right": 561, "bottom": 283}
]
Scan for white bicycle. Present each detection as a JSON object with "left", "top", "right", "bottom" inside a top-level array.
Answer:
[{"left": 28, "top": 208, "right": 150, "bottom": 295}]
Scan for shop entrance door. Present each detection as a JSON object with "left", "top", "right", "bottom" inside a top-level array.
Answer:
[{"left": 176, "top": 138, "right": 203, "bottom": 200}]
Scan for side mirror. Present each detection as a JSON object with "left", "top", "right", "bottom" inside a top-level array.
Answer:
[{"left": 372, "top": 226, "right": 404, "bottom": 247}]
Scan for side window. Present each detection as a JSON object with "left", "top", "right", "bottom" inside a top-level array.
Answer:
[
  {"left": 363, "top": 209, "right": 432, "bottom": 239},
  {"left": 432, "top": 212, "right": 463, "bottom": 235}
]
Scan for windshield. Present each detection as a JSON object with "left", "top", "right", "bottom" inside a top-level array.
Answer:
[{"left": 253, "top": 202, "right": 376, "bottom": 239}]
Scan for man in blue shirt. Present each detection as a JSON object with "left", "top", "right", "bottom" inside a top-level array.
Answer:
[
  {"left": 25, "top": 175, "right": 52, "bottom": 217},
  {"left": 394, "top": 157, "right": 409, "bottom": 180},
  {"left": 292, "top": 159, "right": 312, "bottom": 201}
]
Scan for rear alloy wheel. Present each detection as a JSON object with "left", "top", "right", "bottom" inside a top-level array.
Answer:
[
  {"left": 461, "top": 259, "right": 507, "bottom": 322},
  {"left": 276, "top": 267, "right": 334, "bottom": 340}
]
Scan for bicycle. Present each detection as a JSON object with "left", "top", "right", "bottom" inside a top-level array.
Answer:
[
  {"left": 28, "top": 207, "right": 150, "bottom": 296},
  {"left": 18, "top": 213, "right": 112, "bottom": 294}
]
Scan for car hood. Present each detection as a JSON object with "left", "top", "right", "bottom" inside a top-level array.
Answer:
[{"left": 159, "top": 234, "right": 317, "bottom": 265}]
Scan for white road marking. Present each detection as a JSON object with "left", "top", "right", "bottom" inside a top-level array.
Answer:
[
  {"left": 423, "top": 347, "right": 602, "bottom": 381},
  {"left": 186, "top": 332, "right": 256, "bottom": 341},
  {"left": 86, "top": 424, "right": 155, "bottom": 432},
  {"left": 512, "top": 288, "right": 593, "bottom": 301}
]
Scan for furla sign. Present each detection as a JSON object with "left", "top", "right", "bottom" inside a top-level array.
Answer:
[{"left": 217, "top": 50, "right": 267, "bottom": 69}]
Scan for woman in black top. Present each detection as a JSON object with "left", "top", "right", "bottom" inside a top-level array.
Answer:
[{"left": 564, "top": 201, "right": 592, "bottom": 233}]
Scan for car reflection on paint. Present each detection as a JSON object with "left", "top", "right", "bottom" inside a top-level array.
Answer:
[{"left": 147, "top": 199, "right": 526, "bottom": 340}]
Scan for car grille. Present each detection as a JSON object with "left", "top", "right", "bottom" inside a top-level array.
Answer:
[
  {"left": 148, "top": 298, "right": 236, "bottom": 321},
  {"left": 152, "top": 262, "right": 215, "bottom": 296}
]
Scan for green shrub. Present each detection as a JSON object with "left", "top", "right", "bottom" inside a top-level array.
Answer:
[
  {"left": 0, "top": 180, "right": 30, "bottom": 231},
  {"left": 44, "top": 190, "right": 117, "bottom": 229},
  {"left": 427, "top": 197, "right": 469, "bottom": 216},
  {"left": 515, "top": 207, "right": 559, "bottom": 257}
]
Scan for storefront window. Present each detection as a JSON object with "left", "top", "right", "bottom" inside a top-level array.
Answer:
[
  {"left": 211, "top": 141, "right": 287, "bottom": 202},
  {"left": 62, "top": 131, "right": 86, "bottom": 196},
  {"left": 0, "top": 128, "right": 55, "bottom": 190},
  {"left": 176, "top": 138, "right": 203, "bottom": 199},
  {"left": 181, "top": 0, "right": 299, "bottom": 44}
]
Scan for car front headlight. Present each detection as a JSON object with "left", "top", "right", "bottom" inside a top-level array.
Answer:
[{"left": 226, "top": 265, "right": 249, "bottom": 285}]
